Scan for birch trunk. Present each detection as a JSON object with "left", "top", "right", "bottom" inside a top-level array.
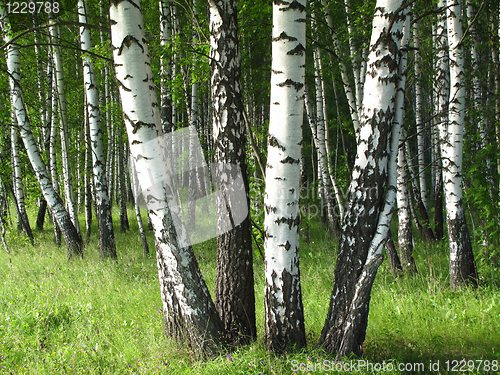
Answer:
[
  {"left": 130, "top": 153, "right": 149, "bottom": 256},
  {"left": 11, "top": 116, "right": 33, "bottom": 240},
  {"left": 321, "top": 0, "right": 360, "bottom": 134},
  {"left": 110, "top": 0, "right": 223, "bottom": 356},
  {"left": 397, "top": 146, "right": 416, "bottom": 273},
  {"left": 320, "top": 1, "right": 406, "bottom": 358},
  {"left": 1, "top": 8, "right": 83, "bottom": 258},
  {"left": 413, "top": 22, "right": 428, "bottom": 212},
  {"left": 444, "top": 0, "right": 477, "bottom": 288},
  {"left": 49, "top": 17, "right": 81, "bottom": 236},
  {"left": 160, "top": 0, "right": 173, "bottom": 133},
  {"left": 264, "top": 0, "right": 307, "bottom": 353},
  {"left": 50, "top": 67, "right": 62, "bottom": 247},
  {"left": 210, "top": 0, "right": 256, "bottom": 346},
  {"left": 79, "top": 0, "right": 117, "bottom": 257},
  {"left": 313, "top": 49, "right": 340, "bottom": 233}
]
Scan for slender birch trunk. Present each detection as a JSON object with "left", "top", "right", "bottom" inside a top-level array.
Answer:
[
  {"left": 84, "top": 105, "right": 93, "bottom": 242},
  {"left": 264, "top": 0, "right": 307, "bottom": 353},
  {"left": 210, "top": 0, "right": 256, "bottom": 346},
  {"left": 34, "top": 15, "right": 49, "bottom": 230},
  {"left": 160, "top": 0, "right": 173, "bottom": 133},
  {"left": 397, "top": 145, "right": 416, "bottom": 273},
  {"left": 11, "top": 116, "right": 33, "bottom": 240},
  {"left": 49, "top": 17, "right": 81, "bottom": 236},
  {"left": 49, "top": 67, "right": 62, "bottom": 247},
  {"left": 110, "top": 0, "right": 223, "bottom": 356},
  {"left": 1, "top": 8, "right": 83, "bottom": 258},
  {"left": 413, "top": 22, "right": 428, "bottom": 212},
  {"left": 79, "top": 0, "right": 117, "bottom": 257},
  {"left": 320, "top": 1, "right": 406, "bottom": 358},
  {"left": 444, "top": 0, "right": 477, "bottom": 288},
  {"left": 321, "top": 0, "right": 360, "bottom": 134},
  {"left": 130, "top": 153, "right": 149, "bottom": 257},
  {"left": 313, "top": 49, "right": 340, "bottom": 233}
]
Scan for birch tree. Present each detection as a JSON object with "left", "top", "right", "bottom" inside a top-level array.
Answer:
[
  {"left": 1, "top": 7, "right": 83, "bottom": 258},
  {"left": 110, "top": 0, "right": 223, "bottom": 356},
  {"left": 78, "top": 0, "right": 117, "bottom": 258},
  {"left": 264, "top": 0, "right": 307, "bottom": 353},
  {"left": 210, "top": 0, "right": 256, "bottom": 346},
  {"left": 319, "top": 0, "right": 406, "bottom": 358},
  {"left": 49, "top": 16, "right": 81, "bottom": 236},
  {"left": 442, "top": 0, "right": 477, "bottom": 287}
]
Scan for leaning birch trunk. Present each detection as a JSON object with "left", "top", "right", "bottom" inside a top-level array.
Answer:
[
  {"left": 49, "top": 17, "right": 81, "bottom": 236},
  {"left": 78, "top": 0, "right": 117, "bottom": 258},
  {"left": 319, "top": 0, "right": 405, "bottom": 358},
  {"left": 443, "top": 0, "right": 477, "bottom": 288},
  {"left": 1, "top": 8, "right": 83, "bottom": 258},
  {"left": 110, "top": 0, "right": 223, "bottom": 357},
  {"left": 264, "top": 0, "right": 307, "bottom": 353},
  {"left": 11, "top": 115, "right": 33, "bottom": 241},
  {"left": 210, "top": 0, "right": 256, "bottom": 346}
]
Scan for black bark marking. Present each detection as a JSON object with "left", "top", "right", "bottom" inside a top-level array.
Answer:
[
  {"left": 278, "top": 240, "right": 292, "bottom": 251},
  {"left": 265, "top": 204, "right": 277, "bottom": 215},
  {"left": 280, "top": 156, "right": 300, "bottom": 164},
  {"left": 116, "top": 79, "right": 132, "bottom": 92},
  {"left": 273, "top": 0, "right": 306, "bottom": 12},
  {"left": 287, "top": 43, "right": 306, "bottom": 56},
  {"left": 268, "top": 135, "right": 286, "bottom": 151},
  {"left": 277, "top": 78, "right": 304, "bottom": 92},
  {"left": 118, "top": 35, "right": 144, "bottom": 56},
  {"left": 275, "top": 215, "right": 300, "bottom": 230},
  {"left": 273, "top": 31, "right": 298, "bottom": 42},
  {"left": 131, "top": 121, "right": 156, "bottom": 134}
]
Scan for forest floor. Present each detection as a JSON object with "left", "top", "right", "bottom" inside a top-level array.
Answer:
[{"left": 0, "top": 207, "right": 499, "bottom": 374}]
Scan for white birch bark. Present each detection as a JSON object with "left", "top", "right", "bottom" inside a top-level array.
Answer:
[
  {"left": 49, "top": 62, "right": 62, "bottom": 247},
  {"left": 110, "top": 0, "right": 223, "bottom": 356},
  {"left": 129, "top": 153, "right": 149, "bottom": 256},
  {"left": 320, "top": 0, "right": 406, "bottom": 358},
  {"left": 443, "top": 0, "right": 477, "bottom": 287},
  {"left": 1, "top": 7, "right": 82, "bottom": 258},
  {"left": 313, "top": 49, "right": 339, "bottom": 231},
  {"left": 11, "top": 115, "right": 32, "bottom": 238},
  {"left": 49, "top": 18, "right": 81, "bottom": 236},
  {"left": 413, "top": 22, "right": 428, "bottom": 211},
  {"left": 78, "top": 0, "right": 117, "bottom": 258},
  {"left": 264, "top": 0, "right": 307, "bottom": 353}
]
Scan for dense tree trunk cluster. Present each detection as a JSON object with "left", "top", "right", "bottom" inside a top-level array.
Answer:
[{"left": 0, "top": 0, "right": 497, "bottom": 361}]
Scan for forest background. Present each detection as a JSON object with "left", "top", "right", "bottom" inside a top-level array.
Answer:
[{"left": 0, "top": 0, "right": 499, "bottom": 373}]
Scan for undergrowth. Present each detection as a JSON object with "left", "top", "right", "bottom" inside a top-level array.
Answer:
[{"left": 0, "top": 207, "right": 499, "bottom": 374}]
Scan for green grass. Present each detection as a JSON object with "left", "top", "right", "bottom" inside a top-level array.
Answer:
[{"left": 0, "top": 207, "right": 499, "bottom": 374}]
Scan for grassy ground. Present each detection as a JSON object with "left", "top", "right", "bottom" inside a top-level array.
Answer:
[{"left": 0, "top": 207, "right": 499, "bottom": 374}]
